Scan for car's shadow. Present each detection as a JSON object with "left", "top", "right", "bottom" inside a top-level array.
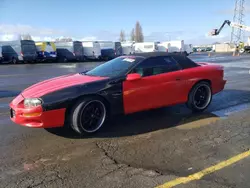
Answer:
[{"left": 45, "top": 89, "right": 250, "bottom": 139}]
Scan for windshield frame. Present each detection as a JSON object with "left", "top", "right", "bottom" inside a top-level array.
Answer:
[{"left": 84, "top": 56, "right": 145, "bottom": 78}]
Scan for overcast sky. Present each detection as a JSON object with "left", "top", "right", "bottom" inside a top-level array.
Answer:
[{"left": 0, "top": 0, "right": 250, "bottom": 44}]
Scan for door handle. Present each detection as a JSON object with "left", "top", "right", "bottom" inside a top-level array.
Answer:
[{"left": 176, "top": 77, "right": 181, "bottom": 81}]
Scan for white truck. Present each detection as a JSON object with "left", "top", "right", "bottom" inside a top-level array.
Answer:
[
  {"left": 121, "top": 42, "right": 135, "bottom": 55},
  {"left": 157, "top": 42, "right": 170, "bottom": 52},
  {"left": 133, "top": 42, "right": 159, "bottom": 53},
  {"left": 167, "top": 40, "right": 185, "bottom": 53},
  {"left": 81, "top": 41, "right": 101, "bottom": 60},
  {"left": 157, "top": 40, "right": 191, "bottom": 55},
  {"left": 184, "top": 44, "right": 193, "bottom": 55}
]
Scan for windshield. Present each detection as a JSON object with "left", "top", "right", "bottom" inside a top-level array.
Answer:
[{"left": 85, "top": 56, "right": 143, "bottom": 77}]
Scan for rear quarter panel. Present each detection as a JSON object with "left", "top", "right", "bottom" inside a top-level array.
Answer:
[{"left": 180, "top": 63, "right": 226, "bottom": 102}]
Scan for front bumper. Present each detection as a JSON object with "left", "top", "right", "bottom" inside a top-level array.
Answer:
[{"left": 9, "top": 94, "right": 66, "bottom": 128}]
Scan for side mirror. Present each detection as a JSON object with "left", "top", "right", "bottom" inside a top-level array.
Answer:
[{"left": 126, "top": 73, "right": 141, "bottom": 81}]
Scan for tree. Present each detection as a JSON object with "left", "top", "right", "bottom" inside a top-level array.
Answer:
[
  {"left": 119, "top": 30, "right": 125, "bottom": 42},
  {"left": 130, "top": 28, "right": 135, "bottom": 42},
  {"left": 135, "top": 21, "right": 144, "bottom": 42}
]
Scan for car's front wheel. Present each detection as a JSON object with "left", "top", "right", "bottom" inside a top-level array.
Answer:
[
  {"left": 187, "top": 81, "right": 212, "bottom": 112},
  {"left": 70, "top": 97, "right": 107, "bottom": 135}
]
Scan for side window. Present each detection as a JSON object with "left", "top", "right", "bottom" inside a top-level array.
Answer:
[
  {"left": 131, "top": 57, "right": 155, "bottom": 77},
  {"left": 131, "top": 56, "right": 180, "bottom": 77},
  {"left": 161, "top": 57, "right": 181, "bottom": 73}
]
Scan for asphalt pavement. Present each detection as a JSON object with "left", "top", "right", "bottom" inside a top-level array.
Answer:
[{"left": 0, "top": 52, "right": 250, "bottom": 188}]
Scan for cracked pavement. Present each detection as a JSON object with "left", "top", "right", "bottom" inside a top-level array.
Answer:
[{"left": 0, "top": 53, "right": 250, "bottom": 188}]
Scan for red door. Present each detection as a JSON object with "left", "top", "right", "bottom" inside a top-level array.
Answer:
[{"left": 122, "top": 70, "right": 184, "bottom": 114}]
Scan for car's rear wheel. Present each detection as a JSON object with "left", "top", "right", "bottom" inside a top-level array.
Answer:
[
  {"left": 63, "top": 57, "right": 68, "bottom": 63},
  {"left": 12, "top": 57, "right": 17, "bottom": 64},
  {"left": 70, "top": 97, "right": 107, "bottom": 135},
  {"left": 187, "top": 81, "right": 212, "bottom": 112}
]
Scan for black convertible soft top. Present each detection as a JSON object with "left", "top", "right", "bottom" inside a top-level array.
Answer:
[{"left": 131, "top": 52, "right": 199, "bottom": 69}]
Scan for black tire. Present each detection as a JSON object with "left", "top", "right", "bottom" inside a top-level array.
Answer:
[
  {"left": 82, "top": 56, "right": 87, "bottom": 62},
  {"left": 186, "top": 81, "right": 212, "bottom": 112},
  {"left": 63, "top": 57, "right": 68, "bottom": 63},
  {"left": 184, "top": 51, "right": 188, "bottom": 56},
  {"left": 70, "top": 97, "right": 107, "bottom": 135},
  {"left": 12, "top": 57, "right": 17, "bottom": 64}
]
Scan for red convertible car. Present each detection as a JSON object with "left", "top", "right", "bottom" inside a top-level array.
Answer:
[{"left": 10, "top": 52, "right": 226, "bottom": 135}]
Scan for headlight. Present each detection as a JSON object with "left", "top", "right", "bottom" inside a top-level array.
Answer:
[{"left": 24, "top": 98, "right": 42, "bottom": 108}]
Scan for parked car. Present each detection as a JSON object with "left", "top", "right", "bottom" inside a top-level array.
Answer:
[
  {"left": 81, "top": 41, "right": 101, "bottom": 60},
  {"left": 35, "top": 41, "right": 57, "bottom": 62},
  {"left": 243, "top": 46, "right": 250, "bottom": 53},
  {"left": 9, "top": 52, "right": 226, "bottom": 135},
  {"left": 1, "top": 40, "right": 37, "bottom": 64},
  {"left": 55, "top": 41, "right": 84, "bottom": 62},
  {"left": 206, "top": 47, "right": 213, "bottom": 52}
]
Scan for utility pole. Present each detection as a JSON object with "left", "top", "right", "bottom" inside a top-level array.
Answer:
[{"left": 230, "top": 0, "right": 245, "bottom": 45}]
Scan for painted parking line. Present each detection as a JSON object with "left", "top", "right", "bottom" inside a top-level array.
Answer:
[{"left": 156, "top": 150, "right": 250, "bottom": 188}]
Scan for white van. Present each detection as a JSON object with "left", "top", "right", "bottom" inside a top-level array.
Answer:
[
  {"left": 99, "top": 41, "right": 114, "bottom": 49},
  {"left": 162, "top": 40, "right": 184, "bottom": 53},
  {"left": 157, "top": 42, "right": 171, "bottom": 52},
  {"left": 82, "top": 41, "right": 101, "bottom": 60},
  {"left": 133, "top": 42, "right": 159, "bottom": 53},
  {"left": 184, "top": 44, "right": 193, "bottom": 55},
  {"left": 121, "top": 42, "right": 135, "bottom": 55}
]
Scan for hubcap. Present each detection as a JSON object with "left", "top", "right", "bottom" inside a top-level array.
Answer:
[
  {"left": 79, "top": 100, "right": 106, "bottom": 133},
  {"left": 193, "top": 85, "right": 211, "bottom": 109}
]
